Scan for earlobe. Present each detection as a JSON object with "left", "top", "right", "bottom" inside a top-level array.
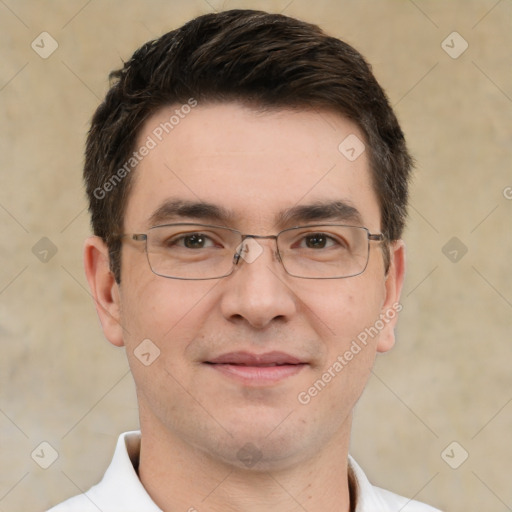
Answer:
[
  {"left": 376, "top": 240, "right": 406, "bottom": 353},
  {"left": 83, "top": 236, "right": 125, "bottom": 347}
]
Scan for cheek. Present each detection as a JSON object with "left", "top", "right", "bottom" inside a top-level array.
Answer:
[
  {"left": 119, "top": 274, "right": 217, "bottom": 350},
  {"left": 119, "top": 279, "right": 217, "bottom": 408},
  {"left": 297, "top": 275, "right": 385, "bottom": 344},
  {"left": 304, "top": 286, "right": 384, "bottom": 406}
]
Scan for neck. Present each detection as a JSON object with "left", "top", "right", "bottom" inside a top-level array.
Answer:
[{"left": 137, "top": 411, "right": 354, "bottom": 512}]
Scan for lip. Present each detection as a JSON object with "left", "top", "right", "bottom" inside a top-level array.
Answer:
[
  {"left": 207, "top": 351, "right": 304, "bottom": 365},
  {"left": 204, "top": 351, "right": 307, "bottom": 386}
]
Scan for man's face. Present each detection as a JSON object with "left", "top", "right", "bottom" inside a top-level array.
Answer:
[{"left": 94, "top": 103, "right": 404, "bottom": 470}]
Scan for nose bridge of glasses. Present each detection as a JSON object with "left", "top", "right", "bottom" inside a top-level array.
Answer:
[{"left": 233, "top": 234, "right": 281, "bottom": 266}]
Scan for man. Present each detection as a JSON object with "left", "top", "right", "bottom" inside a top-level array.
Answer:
[{"left": 49, "top": 9, "right": 441, "bottom": 512}]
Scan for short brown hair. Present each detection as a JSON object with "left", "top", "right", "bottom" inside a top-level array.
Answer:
[{"left": 84, "top": 9, "right": 413, "bottom": 283}]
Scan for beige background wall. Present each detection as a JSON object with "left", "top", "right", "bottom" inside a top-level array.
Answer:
[{"left": 1, "top": 1, "right": 511, "bottom": 511}]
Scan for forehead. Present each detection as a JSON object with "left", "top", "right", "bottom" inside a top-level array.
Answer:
[{"left": 123, "top": 102, "right": 380, "bottom": 232}]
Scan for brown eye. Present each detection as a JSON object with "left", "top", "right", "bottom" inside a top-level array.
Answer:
[
  {"left": 304, "top": 233, "right": 329, "bottom": 249},
  {"left": 164, "top": 233, "right": 217, "bottom": 249},
  {"left": 183, "top": 234, "right": 208, "bottom": 249}
]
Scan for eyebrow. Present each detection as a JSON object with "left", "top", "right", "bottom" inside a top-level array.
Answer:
[
  {"left": 147, "top": 199, "right": 364, "bottom": 228},
  {"left": 148, "top": 199, "right": 235, "bottom": 226},
  {"left": 276, "top": 201, "right": 364, "bottom": 227}
]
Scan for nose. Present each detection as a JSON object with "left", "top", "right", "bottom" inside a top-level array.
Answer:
[{"left": 219, "top": 237, "right": 297, "bottom": 329}]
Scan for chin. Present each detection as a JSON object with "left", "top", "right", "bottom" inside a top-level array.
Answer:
[
  {"left": 199, "top": 417, "right": 317, "bottom": 473},
  {"left": 207, "top": 439, "right": 307, "bottom": 473}
]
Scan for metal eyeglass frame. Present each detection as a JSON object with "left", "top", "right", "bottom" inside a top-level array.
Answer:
[{"left": 124, "top": 223, "right": 386, "bottom": 280}]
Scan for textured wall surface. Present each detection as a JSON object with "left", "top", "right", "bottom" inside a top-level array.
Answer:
[{"left": 1, "top": 1, "right": 511, "bottom": 511}]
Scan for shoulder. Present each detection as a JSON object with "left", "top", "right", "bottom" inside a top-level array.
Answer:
[
  {"left": 47, "top": 493, "right": 100, "bottom": 512},
  {"left": 348, "top": 456, "right": 442, "bottom": 512},
  {"left": 46, "top": 431, "right": 161, "bottom": 512},
  {"left": 372, "top": 486, "right": 442, "bottom": 511}
]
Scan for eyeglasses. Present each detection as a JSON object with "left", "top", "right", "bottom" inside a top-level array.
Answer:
[{"left": 124, "top": 223, "right": 385, "bottom": 280}]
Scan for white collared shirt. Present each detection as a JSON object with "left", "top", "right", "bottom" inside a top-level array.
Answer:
[{"left": 48, "top": 431, "right": 441, "bottom": 512}]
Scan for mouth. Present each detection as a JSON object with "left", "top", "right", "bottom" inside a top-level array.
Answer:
[{"left": 204, "top": 351, "right": 308, "bottom": 385}]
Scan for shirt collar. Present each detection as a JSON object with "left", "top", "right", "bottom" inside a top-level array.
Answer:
[
  {"left": 89, "top": 431, "right": 162, "bottom": 511},
  {"left": 348, "top": 455, "right": 397, "bottom": 511}
]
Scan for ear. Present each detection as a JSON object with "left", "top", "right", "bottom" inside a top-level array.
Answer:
[
  {"left": 376, "top": 240, "right": 406, "bottom": 353},
  {"left": 83, "top": 236, "right": 125, "bottom": 347}
]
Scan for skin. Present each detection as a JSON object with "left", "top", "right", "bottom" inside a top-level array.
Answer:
[{"left": 84, "top": 103, "right": 405, "bottom": 512}]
